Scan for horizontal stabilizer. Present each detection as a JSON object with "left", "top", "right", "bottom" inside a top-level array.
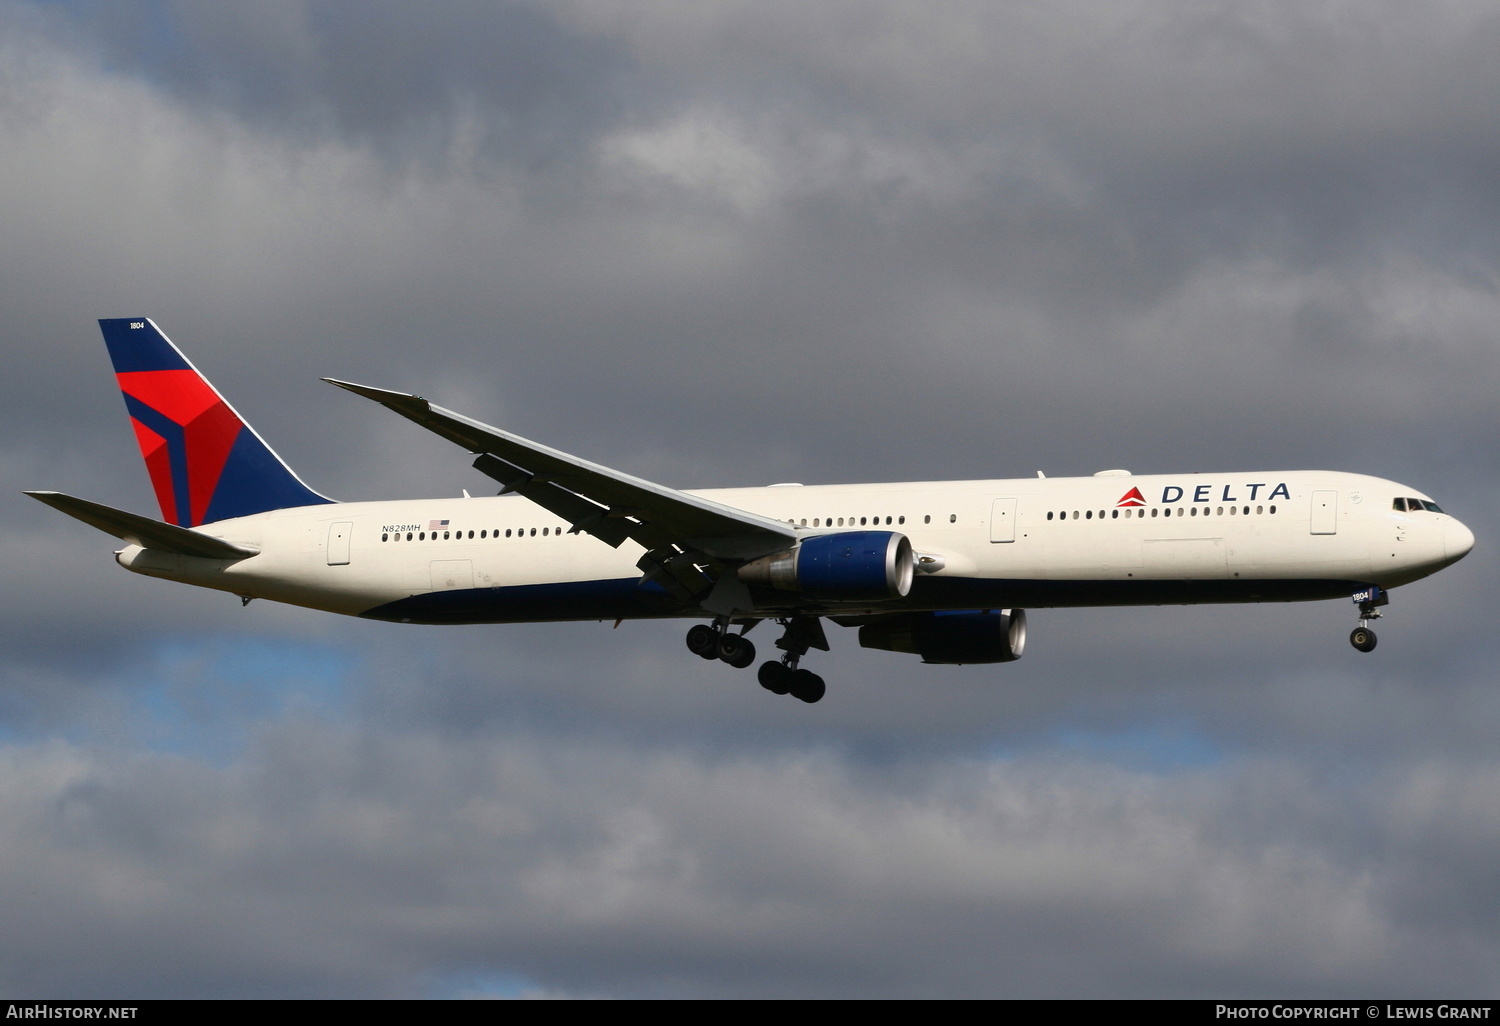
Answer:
[{"left": 25, "top": 491, "right": 258, "bottom": 560}]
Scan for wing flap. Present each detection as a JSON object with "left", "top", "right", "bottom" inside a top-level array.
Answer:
[
  {"left": 26, "top": 491, "right": 259, "bottom": 560},
  {"left": 472, "top": 453, "right": 633, "bottom": 547}
]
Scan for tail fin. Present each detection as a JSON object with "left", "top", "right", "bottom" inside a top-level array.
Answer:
[{"left": 100, "top": 318, "right": 333, "bottom": 526}]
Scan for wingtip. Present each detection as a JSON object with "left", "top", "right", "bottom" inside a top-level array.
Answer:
[{"left": 322, "top": 377, "right": 428, "bottom": 408}]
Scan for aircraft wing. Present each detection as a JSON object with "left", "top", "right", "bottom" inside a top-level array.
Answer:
[
  {"left": 324, "top": 379, "right": 799, "bottom": 607},
  {"left": 26, "top": 491, "right": 259, "bottom": 560}
]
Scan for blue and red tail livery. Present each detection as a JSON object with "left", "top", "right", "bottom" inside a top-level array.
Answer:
[{"left": 99, "top": 318, "right": 332, "bottom": 525}]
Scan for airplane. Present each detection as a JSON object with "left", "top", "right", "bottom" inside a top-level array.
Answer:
[{"left": 27, "top": 318, "right": 1475, "bottom": 705}]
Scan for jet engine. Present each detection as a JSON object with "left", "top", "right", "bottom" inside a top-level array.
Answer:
[
  {"left": 857, "top": 609, "right": 1027, "bottom": 664},
  {"left": 738, "top": 531, "right": 914, "bottom": 601}
]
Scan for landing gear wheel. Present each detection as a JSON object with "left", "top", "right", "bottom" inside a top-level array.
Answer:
[
  {"left": 788, "top": 669, "right": 826, "bottom": 704},
  {"left": 719, "top": 634, "right": 756, "bottom": 669},
  {"left": 758, "top": 661, "right": 791, "bottom": 694},
  {"left": 1350, "top": 627, "right": 1377, "bottom": 653},
  {"left": 686, "top": 624, "right": 719, "bottom": 659}
]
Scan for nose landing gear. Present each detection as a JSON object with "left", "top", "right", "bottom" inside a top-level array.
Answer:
[{"left": 1349, "top": 585, "right": 1388, "bottom": 653}]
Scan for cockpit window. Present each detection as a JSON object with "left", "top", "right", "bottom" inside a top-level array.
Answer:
[
  {"left": 1418, "top": 499, "right": 1444, "bottom": 514},
  {"left": 1398, "top": 496, "right": 1445, "bottom": 514},
  {"left": 1392, "top": 498, "right": 1407, "bottom": 512}
]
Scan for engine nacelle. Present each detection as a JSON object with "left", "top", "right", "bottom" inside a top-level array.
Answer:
[
  {"left": 858, "top": 609, "right": 1027, "bottom": 664},
  {"left": 739, "top": 531, "right": 914, "bottom": 601}
]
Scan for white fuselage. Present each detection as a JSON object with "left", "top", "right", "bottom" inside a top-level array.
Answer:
[{"left": 112, "top": 469, "right": 1472, "bottom": 626}]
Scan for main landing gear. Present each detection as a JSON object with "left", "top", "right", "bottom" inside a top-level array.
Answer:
[
  {"left": 756, "top": 616, "right": 828, "bottom": 704},
  {"left": 756, "top": 661, "right": 825, "bottom": 704},
  {"left": 684, "top": 616, "right": 828, "bottom": 704},
  {"left": 1349, "top": 585, "right": 1388, "bottom": 653},
  {"left": 685, "top": 620, "right": 756, "bottom": 668}
]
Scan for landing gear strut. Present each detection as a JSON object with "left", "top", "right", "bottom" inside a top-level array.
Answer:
[
  {"left": 685, "top": 619, "right": 757, "bottom": 668},
  {"left": 1349, "top": 585, "right": 1388, "bottom": 653},
  {"left": 756, "top": 617, "right": 828, "bottom": 704}
]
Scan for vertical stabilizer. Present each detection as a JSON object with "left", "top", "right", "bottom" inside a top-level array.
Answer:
[{"left": 99, "top": 318, "right": 333, "bottom": 526}]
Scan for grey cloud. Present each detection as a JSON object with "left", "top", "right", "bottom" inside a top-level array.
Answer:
[
  {"left": 42, "top": 0, "right": 636, "bottom": 170},
  {"left": 1, "top": 728, "right": 1496, "bottom": 997}
]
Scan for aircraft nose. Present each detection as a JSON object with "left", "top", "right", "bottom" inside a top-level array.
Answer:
[{"left": 1445, "top": 518, "right": 1476, "bottom": 562}]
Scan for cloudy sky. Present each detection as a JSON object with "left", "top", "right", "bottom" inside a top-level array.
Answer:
[{"left": 3, "top": 0, "right": 1498, "bottom": 999}]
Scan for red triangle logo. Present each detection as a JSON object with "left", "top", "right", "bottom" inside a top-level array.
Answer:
[{"left": 1116, "top": 487, "right": 1147, "bottom": 507}]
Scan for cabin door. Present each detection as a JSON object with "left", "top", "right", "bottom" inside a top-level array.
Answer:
[
  {"left": 326, "top": 522, "right": 353, "bottom": 565},
  {"left": 990, "top": 498, "right": 1017, "bottom": 543},
  {"left": 1310, "top": 490, "right": 1338, "bottom": 535}
]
